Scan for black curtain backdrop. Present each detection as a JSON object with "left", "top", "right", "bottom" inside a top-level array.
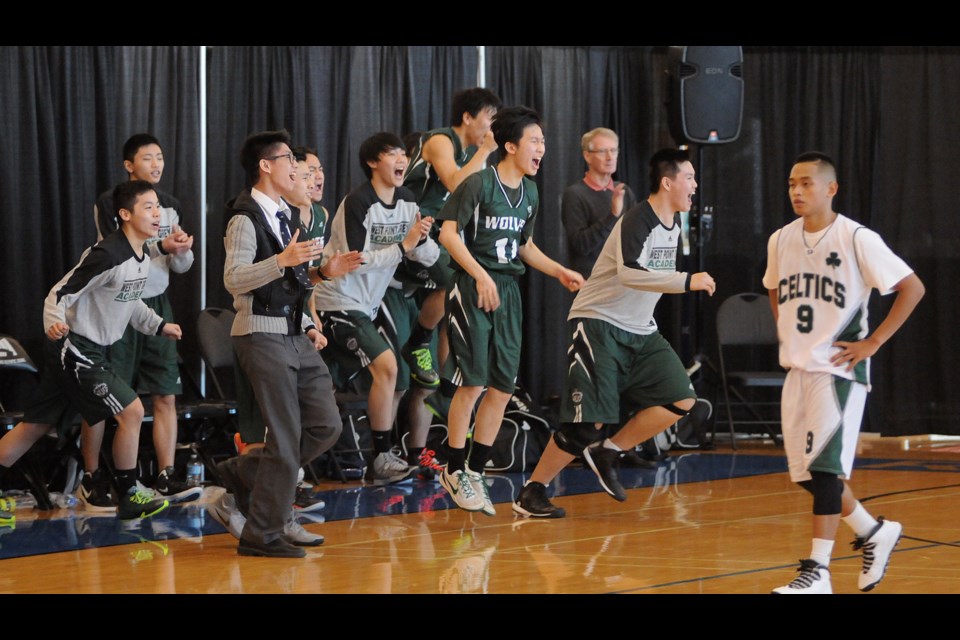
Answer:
[
  {"left": 1, "top": 45, "right": 956, "bottom": 435},
  {"left": 0, "top": 46, "right": 202, "bottom": 406}
]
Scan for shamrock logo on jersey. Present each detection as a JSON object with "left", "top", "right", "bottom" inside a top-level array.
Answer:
[{"left": 826, "top": 252, "right": 841, "bottom": 268}]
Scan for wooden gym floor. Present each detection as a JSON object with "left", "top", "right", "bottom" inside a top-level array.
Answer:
[{"left": 1, "top": 434, "right": 958, "bottom": 596}]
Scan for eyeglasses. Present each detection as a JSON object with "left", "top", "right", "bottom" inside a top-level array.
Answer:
[
  {"left": 587, "top": 148, "right": 619, "bottom": 156},
  {"left": 264, "top": 152, "right": 295, "bottom": 164}
]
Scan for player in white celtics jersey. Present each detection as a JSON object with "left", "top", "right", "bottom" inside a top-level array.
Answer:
[
  {"left": 764, "top": 152, "right": 925, "bottom": 594},
  {"left": 437, "top": 106, "right": 584, "bottom": 516},
  {"left": 512, "top": 148, "right": 716, "bottom": 519}
]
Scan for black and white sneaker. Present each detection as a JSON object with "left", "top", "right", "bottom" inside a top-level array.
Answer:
[
  {"left": 154, "top": 467, "right": 203, "bottom": 504},
  {"left": 512, "top": 481, "right": 566, "bottom": 518},
  {"left": 853, "top": 517, "right": 903, "bottom": 592},
  {"left": 75, "top": 469, "right": 116, "bottom": 512},
  {"left": 582, "top": 444, "right": 627, "bottom": 502},
  {"left": 771, "top": 559, "right": 832, "bottom": 594},
  {"left": 293, "top": 484, "right": 326, "bottom": 513}
]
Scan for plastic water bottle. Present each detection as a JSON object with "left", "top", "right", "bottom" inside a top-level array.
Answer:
[
  {"left": 186, "top": 453, "right": 204, "bottom": 487},
  {"left": 49, "top": 492, "right": 79, "bottom": 509}
]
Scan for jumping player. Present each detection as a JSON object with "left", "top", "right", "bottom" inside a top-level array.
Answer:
[
  {"left": 512, "top": 148, "right": 716, "bottom": 518},
  {"left": 437, "top": 105, "right": 584, "bottom": 516},
  {"left": 398, "top": 88, "right": 503, "bottom": 387}
]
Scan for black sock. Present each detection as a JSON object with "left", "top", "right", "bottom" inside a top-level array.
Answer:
[
  {"left": 446, "top": 446, "right": 465, "bottom": 472},
  {"left": 372, "top": 430, "right": 393, "bottom": 455},
  {"left": 467, "top": 442, "right": 492, "bottom": 473},
  {"left": 114, "top": 468, "right": 137, "bottom": 495},
  {"left": 408, "top": 322, "right": 433, "bottom": 347},
  {"left": 407, "top": 446, "right": 424, "bottom": 465}
]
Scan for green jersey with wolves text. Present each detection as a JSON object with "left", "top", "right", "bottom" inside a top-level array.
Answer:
[{"left": 437, "top": 166, "right": 539, "bottom": 276}]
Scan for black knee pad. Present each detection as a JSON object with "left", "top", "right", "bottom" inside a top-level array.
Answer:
[
  {"left": 810, "top": 471, "right": 842, "bottom": 515},
  {"left": 554, "top": 422, "right": 604, "bottom": 456},
  {"left": 663, "top": 401, "right": 692, "bottom": 418}
]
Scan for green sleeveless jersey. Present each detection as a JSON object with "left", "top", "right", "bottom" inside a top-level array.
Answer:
[
  {"left": 403, "top": 127, "right": 477, "bottom": 217},
  {"left": 437, "top": 166, "right": 539, "bottom": 276}
]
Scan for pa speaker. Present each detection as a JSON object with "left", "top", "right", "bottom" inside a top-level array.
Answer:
[{"left": 667, "top": 46, "right": 743, "bottom": 145}]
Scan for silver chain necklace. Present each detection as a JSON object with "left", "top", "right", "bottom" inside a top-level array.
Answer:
[{"left": 802, "top": 219, "right": 836, "bottom": 254}]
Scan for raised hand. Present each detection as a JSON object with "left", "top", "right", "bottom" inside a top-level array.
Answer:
[
  {"left": 611, "top": 183, "right": 626, "bottom": 217},
  {"left": 480, "top": 130, "right": 498, "bottom": 155},
  {"left": 278, "top": 228, "right": 323, "bottom": 268},
  {"left": 402, "top": 213, "right": 429, "bottom": 252},
  {"left": 320, "top": 250, "right": 364, "bottom": 279},
  {"left": 162, "top": 224, "right": 194, "bottom": 254}
]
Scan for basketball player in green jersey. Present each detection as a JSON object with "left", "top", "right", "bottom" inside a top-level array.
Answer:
[
  {"left": 398, "top": 88, "right": 502, "bottom": 388},
  {"left": 436, "top": 106, "right": 585, "bottom": 516}
]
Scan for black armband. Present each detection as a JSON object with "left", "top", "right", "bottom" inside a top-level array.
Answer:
[
  {"left": 155, "top": 321, "right": 167, "bottom": 336},
  {"left": 397, "top": 242, "right": 407, "bottom": 257},
  {"left": 684, "top": 272, "right": 692, "bottom": 291}
]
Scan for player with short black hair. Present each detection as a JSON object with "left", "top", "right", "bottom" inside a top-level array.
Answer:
[
  {"left": 437, "top": 105, "right": 584, "bottom": 516},
  {"left": 513, "top": 148, "right": 716, "bottom": 518},
  {"left": 765, "top": 151, "right": 924, "bottom": 594},
  {"left": 0, "top": 180, "right": 180, "bottom": 522}
]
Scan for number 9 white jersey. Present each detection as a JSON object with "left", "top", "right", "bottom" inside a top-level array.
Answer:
[{"left": 762, "top": 214, "right": 914, "bottom": 385}]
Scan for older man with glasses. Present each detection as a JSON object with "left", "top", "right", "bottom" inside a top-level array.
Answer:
[{"left": 560, "top": 128, "right": 637, "bottom": 279}]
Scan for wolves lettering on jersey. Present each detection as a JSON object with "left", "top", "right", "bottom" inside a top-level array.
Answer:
[
  {"left": 370, "top": 222, "right": 409, "bottom": 245},
  {"left": 440, "top": 168, "right": 538, "bottom": 275},
  {"left": 115, "top": 276, "right": 148, "bottom": 302},
  {"left": 777, "top": 272, "right": 846, "bottom": 309},
  {"left": 484, "top": 216, "right": 526, "bottom": 232}
]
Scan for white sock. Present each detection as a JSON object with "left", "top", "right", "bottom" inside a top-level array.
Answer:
[
  {"left": 602, "top": 438, "right": 622, "bottom": 452},
  {"left": 842, "top": 502, "right": 878, "bottom": 538},
  {"left": 810, "top": 538, "right": 834, "bottom": 567}
]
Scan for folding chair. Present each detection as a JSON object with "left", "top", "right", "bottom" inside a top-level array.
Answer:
[
  {"left": 713, "top": 293, "right": 785, "bottom": 449},
  {"left": 181, "top": 307, "right": 241, "bottom": 483}
]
